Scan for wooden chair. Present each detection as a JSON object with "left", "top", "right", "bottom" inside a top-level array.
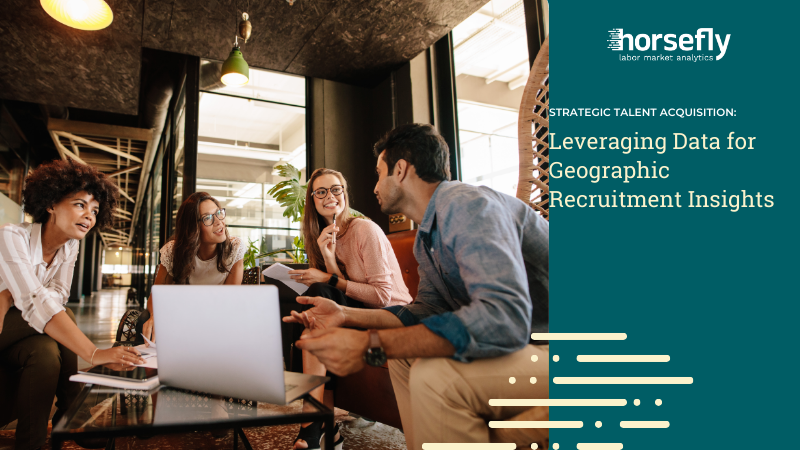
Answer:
[
  {"left": 331, "top": 229, "right": 418, "bottom": 430},
  {"left": 518, "top": 36, "right": 550, "bottom": 221}
]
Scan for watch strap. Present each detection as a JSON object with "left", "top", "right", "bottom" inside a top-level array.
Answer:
[
  {"left": 368, "top": 329, "right": 382, "bottom": 349},
  {"left": 328, "top": 273, "right": 339, "bottom": 286}
]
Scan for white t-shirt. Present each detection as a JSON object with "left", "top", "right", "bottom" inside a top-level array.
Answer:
[{"left": 159, "top": 237, "right": 246, "bottom": 285}]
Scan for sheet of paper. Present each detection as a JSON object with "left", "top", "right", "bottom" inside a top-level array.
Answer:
[
  {"left": 141, "top": 334, "right": 157, "bottom": 348},
  {"left": 262, "top": 263, "right": 310, "bottom": 295},
  {"left": 133, "top": 356, "right": 158, "bottom": 369},
  {"left": 135, "top": 344, "right": 156, "bottom": 356}
]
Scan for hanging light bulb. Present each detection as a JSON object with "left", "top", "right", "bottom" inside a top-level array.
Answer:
[
  {"left": 41, "top": 0, "right": 113, "bottom": 31},
  {"left": 221, "top": 37, "right": 250, "bottom": 86}
]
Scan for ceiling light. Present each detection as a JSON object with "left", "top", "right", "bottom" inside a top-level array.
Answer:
[
  {"left": 221, "top": 46, "right": 250, "bottom": 86},
  {"left": 118, "top": 247, "right": 122, "bottom": 250},
  {"left": 115, "top": 252, "right": 119, "bottom": 256},
  {"left": 41, "top": 0, "right": 113, "bottom": 31}
]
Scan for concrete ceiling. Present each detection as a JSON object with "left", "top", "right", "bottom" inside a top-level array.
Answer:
[{"left": 0, "top": 0, "right": 488, "bottom": 116}]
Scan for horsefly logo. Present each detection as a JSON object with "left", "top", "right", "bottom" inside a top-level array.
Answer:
[{"left": 607, "top": 28, "right": 731, "bottom": 61}]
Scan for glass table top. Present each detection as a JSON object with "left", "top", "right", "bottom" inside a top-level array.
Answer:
[{"left": 55, "top": 384, "right": 324, "bottom": 434}]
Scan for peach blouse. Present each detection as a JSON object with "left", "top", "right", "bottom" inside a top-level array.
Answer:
[{"left": 334, "top": 219, "right": 412, "bottom": 308}]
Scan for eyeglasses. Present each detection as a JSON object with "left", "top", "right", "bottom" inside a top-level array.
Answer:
[
  {"left": 312, "top": 185, "right": 344, "bottom": 199},
  {"left": 198, "top": 208, "right": 226, "bottom": 227}
]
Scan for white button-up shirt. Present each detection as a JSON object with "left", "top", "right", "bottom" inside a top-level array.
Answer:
[{"left": 0, "top": 222, "right": 79, "bottom": 333}]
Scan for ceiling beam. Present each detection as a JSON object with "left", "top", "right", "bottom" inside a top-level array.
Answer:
[
  {"left": 54, "top": 132, "right": 143, "bottom": 163},
  {"left": 49, "top": 131, "right": 87, "bottom": 164},
  {"left": 118, "top": 188, "right": 135, "bottom": 204},
  {"left": 485, "top": 60, "right": 529, "bottom": 85},
  {"left": 107, "top": 165, "right": 143, "bottom": 177},
  {"left": 47, "top": 118, "right": 154, "bottom": 142}
]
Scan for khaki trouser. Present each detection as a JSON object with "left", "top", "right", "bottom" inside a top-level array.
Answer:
[
  {"left": 389, "top": 344, "right": 549, "bottom": 449},
  {"left": 0, "top": 307, "right": 81, "bottom": 450}
]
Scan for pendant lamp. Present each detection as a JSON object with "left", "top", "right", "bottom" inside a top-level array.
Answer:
[
  {"left": 221, "top": 44, "right": 250, "bottom": 87},
  {"left": 41, "top": 0, "right": 113, "bottom": 31}
]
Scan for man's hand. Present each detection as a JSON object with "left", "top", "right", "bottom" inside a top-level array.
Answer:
[
  {"left": 282, "top": 296, "right": 346, "bottom": 329},
  {"left": 295, "top": 328, "right": 370, "bottom": 376}
]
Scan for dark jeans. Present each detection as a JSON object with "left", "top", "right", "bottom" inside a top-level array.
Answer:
[
  {"left": 264, "top": 279, "right": 364, "bottom": 373},
  {"left": 303, "top": 282, "right": 365, "bottom": 309},
  {"left": 0, "top": 307, "right": 81, "bottom": 450}
]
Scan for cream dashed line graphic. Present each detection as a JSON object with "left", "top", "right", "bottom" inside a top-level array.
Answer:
[
  {"left": 620, "top": 421, "right": 670, "bottom": 428},
  {"left": 489, "top": 399, "right": 627, "bottom": 407},
  {"left": 576, "top": 355, "right": 670, "bottom": 362},
  {"left": 532, "top": 333, "right": 627, "bottom": 340},
  {"left": 421, "top": 444, "right": 517, "bottom": 449},
  {"left": 488, "top": 421, "right": 584, "bottom": 429},
  {"left": 426, "top": 333, "right": 690, "bottom": 448},
  {"left": 577, "top": 444, "right": 623, "bottom": 450},
  {"left": 553, "top": 377, "right": 693, "bottom": 384}
]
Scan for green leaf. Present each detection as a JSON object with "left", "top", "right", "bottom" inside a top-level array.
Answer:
[
  {"left": 243, "top": 238, "right": 260, "bottom": 270},
  {"left": 267, "top": 163, "right": 307, "bottom": 224}
]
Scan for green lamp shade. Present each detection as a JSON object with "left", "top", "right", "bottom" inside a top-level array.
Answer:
[{"left": 221, "top": 47, "right": 250, "bottom": 87}]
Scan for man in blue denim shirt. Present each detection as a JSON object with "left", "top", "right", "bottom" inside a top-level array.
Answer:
[{"left": 287, "top": 124, "right": 548, "bottom": 448}]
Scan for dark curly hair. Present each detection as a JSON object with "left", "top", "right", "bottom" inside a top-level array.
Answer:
[{"left": 22, "top": 159, "right": 119, "bottom": 230}]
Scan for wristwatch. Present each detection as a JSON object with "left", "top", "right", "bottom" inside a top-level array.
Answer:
[
  {"left": 363, "top": 329, "right": 387, "bottom": 367},
  {"left": 327, "top": 273, "right": 339, "bottom": 286}
]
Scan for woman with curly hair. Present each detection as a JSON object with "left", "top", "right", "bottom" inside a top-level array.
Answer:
[
  {"left": 0, "top": 159, "right": 145, "bottom": 450},
  {"left": 285, "top": 168, "right": 412, "bottom": 450},
  {"left": 140, "top": 192, "right": 247, "bottom": 342}
]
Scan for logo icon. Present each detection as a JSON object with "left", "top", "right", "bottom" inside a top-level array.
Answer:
[{"left": 608, "top": 28, "right": 623, "bottom": 51}]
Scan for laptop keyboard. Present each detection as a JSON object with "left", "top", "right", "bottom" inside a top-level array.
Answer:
[{"left": 285, "top": 384, "right": 298, "bottom": 392}]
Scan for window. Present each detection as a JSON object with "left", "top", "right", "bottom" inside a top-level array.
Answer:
[
  {"left": 198, "top": 62, "right": 306, "bottom": 259},
  {"left": 453, "top": 0, "right": 548, "bottom": 196}
]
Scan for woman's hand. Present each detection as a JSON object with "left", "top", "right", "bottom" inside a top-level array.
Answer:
[
  {"left": 288, "top": 268, "right": 332, "bottom": 286},
  {"left": 92, "top": 346, "right": 146, "bottom": 366},
  {"left": 316, "top": 224, "right": 340, "bottom": 262},
  {"left": 142, "top": 317, "right": 155, "bottom": 345}
]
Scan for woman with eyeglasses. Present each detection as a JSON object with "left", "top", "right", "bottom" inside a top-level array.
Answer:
[
  {"left": 141, "top": 192, "right": 246, "bottom": 343},
  {"left": 287, "top": 168, "right": 412, "bottom": 450}
]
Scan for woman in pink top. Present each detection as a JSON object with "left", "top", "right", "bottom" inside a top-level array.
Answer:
[{"left": 288, "top": 168, "right": 411, "bottom": 450}]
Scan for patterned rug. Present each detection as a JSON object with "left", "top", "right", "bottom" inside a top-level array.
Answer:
[{"left": 0, "top": 408, "right": 407, "bottom": 450}]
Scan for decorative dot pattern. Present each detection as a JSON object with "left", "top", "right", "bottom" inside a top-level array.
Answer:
[
  {"left": 531, "top": 355, "right": 539, "bottom": 362},
  {"left": 553, "top": 444, "right": 560, "bottom": 450},
  {"left": 553, "top": 355, "right": 560, "bottom": 362},
  {"left": 656, "top": 399, "right": 663, "bottom": 406},
  {"left": 530, "top": 377, "right": 537, "bottom": 384},
  {"left": 634, "top": 399, "right": 641, "bottom": 406},
  {"left": 595, "top": 421, "right": 602, "bottom": 428},
  {"left": 509, "top": 377, "right": 517, "bottom": 384}
]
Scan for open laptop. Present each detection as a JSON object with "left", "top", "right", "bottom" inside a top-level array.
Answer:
[{"left": 151, "top": 284, "right": 327, "bottom": 405}]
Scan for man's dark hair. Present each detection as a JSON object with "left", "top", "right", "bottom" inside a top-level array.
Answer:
[
  {"left": 23, "top": 159, "right": 119, "bottom": 229},
  {"left": 373, "top": 123, "right": 451, "bottom": 182}
]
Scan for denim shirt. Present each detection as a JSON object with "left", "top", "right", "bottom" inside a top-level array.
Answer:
[{"left": 384, "top": 181, "right": 549, "bottom": 362}]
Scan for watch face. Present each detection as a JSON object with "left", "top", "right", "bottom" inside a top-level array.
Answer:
[{"left": 364, "top": 348, "right": 388, "bottom": 367}]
